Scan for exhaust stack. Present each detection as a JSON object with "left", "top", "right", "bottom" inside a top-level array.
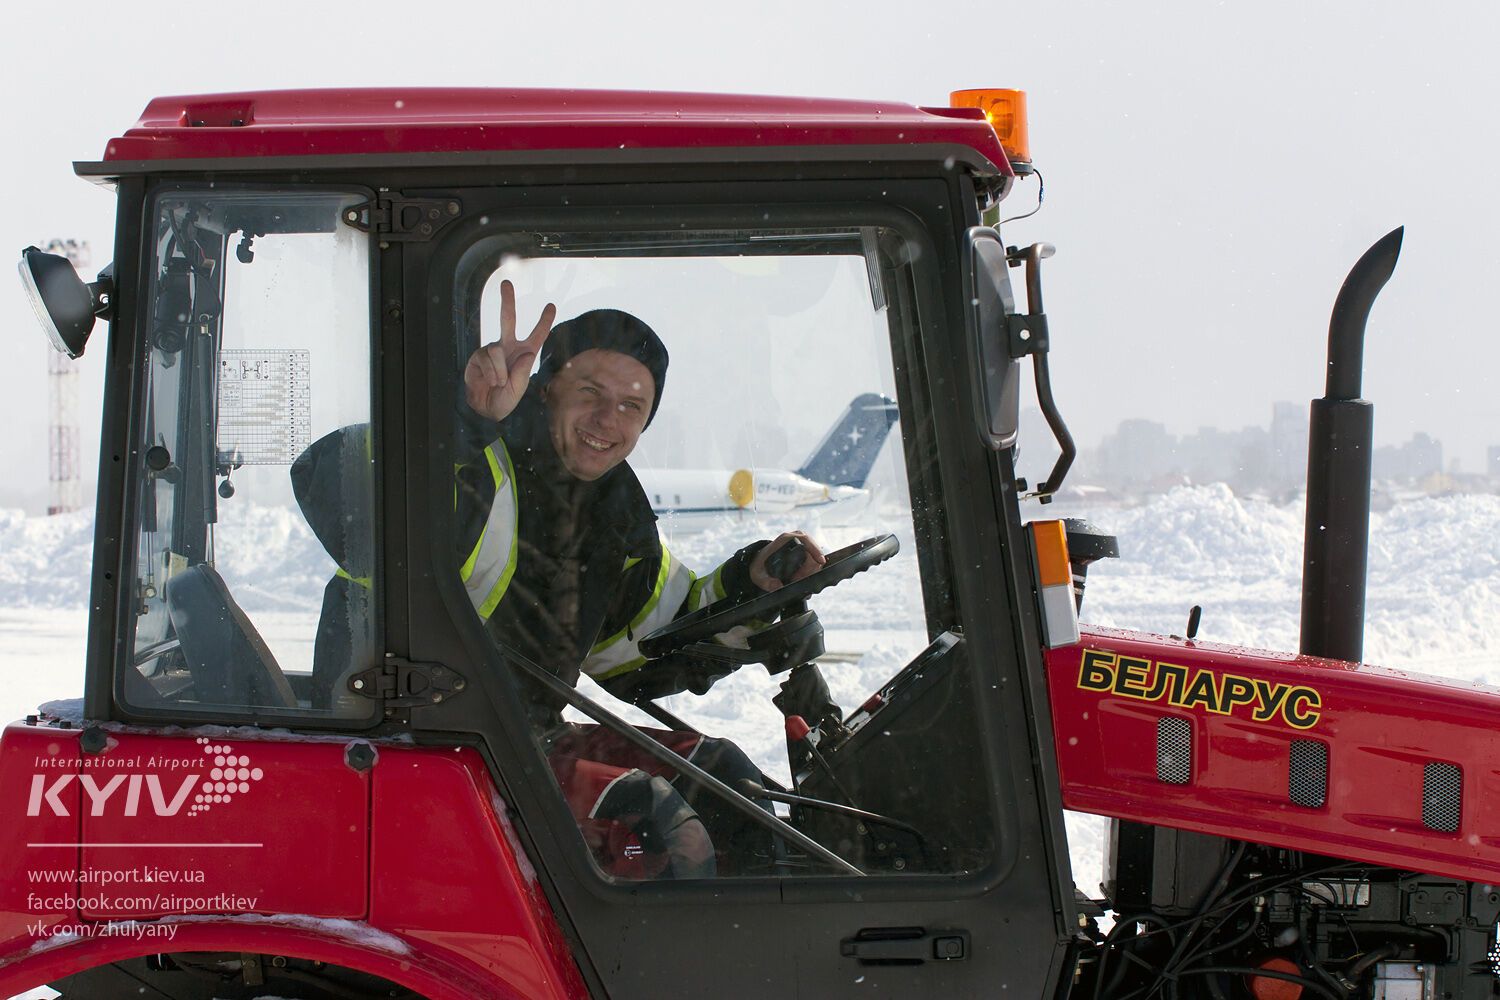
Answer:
[{"left": 1299, "top": 227, "right": 1403, "bottom": 663}]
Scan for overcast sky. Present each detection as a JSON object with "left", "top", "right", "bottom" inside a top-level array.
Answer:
[{"left": 3, "top": 0, "right": 1496, "bottom": 511}]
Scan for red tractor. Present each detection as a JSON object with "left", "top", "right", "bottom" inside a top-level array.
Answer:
[{"left": 4, "top": 87, "right": 1494, "bottom": 999}]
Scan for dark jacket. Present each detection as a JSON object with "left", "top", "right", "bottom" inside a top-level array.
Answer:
[{"left": 293, "top": 391, "right": 760, "bottom": 724}]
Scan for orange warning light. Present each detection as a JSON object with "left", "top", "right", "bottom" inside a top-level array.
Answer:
[
  {"left": 1030, "top": 519, "right": 1072, "bottom": 589},
  {"left": 1030, "top": 519, "right": 1079, "bottom": 648},
  {"left": 950, "top": 88, "right": 1031, "bottom": 167}
]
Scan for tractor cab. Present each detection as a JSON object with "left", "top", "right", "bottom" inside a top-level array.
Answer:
[
  {"left": 19, "top": 86, "right": 1500, "bottom": 1000},
  {"left": 6, "top": 89, "right": 1087, "bottom": 998}
]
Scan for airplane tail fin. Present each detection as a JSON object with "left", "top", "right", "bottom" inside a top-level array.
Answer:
[{"left": 795, "top": 393, "right": 900, "bottom": 488}]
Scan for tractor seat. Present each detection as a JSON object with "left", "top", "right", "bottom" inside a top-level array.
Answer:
[{"left": 165, "top": 563, "right": 298, "bottom": 709}]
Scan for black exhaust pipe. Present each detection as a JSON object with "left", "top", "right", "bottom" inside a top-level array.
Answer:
[{"left": 1299, "top": 227, "right": 1403, "bottom": 663}]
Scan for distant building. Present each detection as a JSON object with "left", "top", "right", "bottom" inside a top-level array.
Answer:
[
  {"left": 1077, "top": 404, "right": 1450, "bottom": 498},
  {"left": 1095, "top": 419, "right": 1178, "bottom": 487},
  {"left": 1176, "top": 425, "right": 1268, "bottom": 492},
  {"left": 1268, "top": 401, "right": 1309, "bottom": 489},
  {"left": 1373, "top": 432, "right": 1443, "bottom": 482}
]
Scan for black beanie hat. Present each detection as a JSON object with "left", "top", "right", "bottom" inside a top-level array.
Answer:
[{"left": 534, "top": 309, "right": 669, "bottom": 425}]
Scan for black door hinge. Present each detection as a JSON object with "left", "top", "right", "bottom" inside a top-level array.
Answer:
[
  {"left": 349, "top": 655, "right": 466, "bottom": 707},
  {"left": 342, "top": 195, "right": 462, "bottom": 242}
]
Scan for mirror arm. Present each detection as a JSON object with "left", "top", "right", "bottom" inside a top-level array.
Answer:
[
  {"left": 1007, "top": 243, "right": 1076, "bottom": 503},
  {"left": 1030, "top": 350, "right": 1076, "bottom": 501}
]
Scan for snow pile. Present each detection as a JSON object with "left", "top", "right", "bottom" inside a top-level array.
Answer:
[
  {"left": 0, "top": 507, "right": 94, "bottom": 608},
  {"left": 0, "top": 503, "right": 336, "bottom": 614},
  {"left": 8, "top": 485, "right": 1500, "bottom": 686},
  {"left": 1075, "top": 484, "right": 1303, "bottom": 651},
  {"left": 1075, "top": 485, "right": 1500, "bottom": 683},
  {"left": 7, "top": 487, "right": 1500, "bottom": 684},
  {"left": 1363, "top": 494, "right": 1500, "bottom": 683},
  {"left": 212, "top": 501, "right": 337, "bottom": 614}
]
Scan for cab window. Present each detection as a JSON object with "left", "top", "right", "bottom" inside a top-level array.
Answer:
[
  {"left": 450, "top": 225, "right": 998, "bottom": 879},
  {"left": 124, "top": 189, "right": 377, "bottom": 720}
]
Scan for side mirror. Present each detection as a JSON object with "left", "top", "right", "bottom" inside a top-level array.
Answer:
[
  {"left": 17, "top": 247, "right": 115, "bottom": 358},
  {"left": 962, "top": 226, "right": 1021, "bottom": 449}
]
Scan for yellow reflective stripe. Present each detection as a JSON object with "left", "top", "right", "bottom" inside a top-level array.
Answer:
[
  {"left": 475, "top": 442, "right": 519, "bottom": 620},
  {"left": 593, "top": 655, "right": 647, "bottom": 680},
  {"left": 592, "top": 545, "right": 672, "bottom": 654},
  {"left": 687, "top": 571, "right": 707, "bottom": 608},
  {"left": 334, "top": 566, "right": 372, "bottom": 589},
  {"left": 687, "top": 563, "right": 727, "bottom": 610},
  {"left": 584, "top": 544, "right": 696, "bottom": 678},
  {"left": 459, "top": 446, "right": 504, "bottom": 584},
  {"left": 459, "top": 527, "right": 485, "bottom": 582},
  {"left": 623, "top": 555, "right": 642, "bottom": 571}
]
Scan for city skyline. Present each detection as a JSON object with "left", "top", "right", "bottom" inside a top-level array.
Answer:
[{"left": 1017, "top": 403, "right": 1464, "bottom": 500}]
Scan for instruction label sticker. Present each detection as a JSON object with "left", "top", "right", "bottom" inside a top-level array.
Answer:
[
  {"left": 1077, "top": 648, "right": 1322, "bottom": 729},
  {"left": 217, "top": 349, "right": 311, "bottom": 465}
]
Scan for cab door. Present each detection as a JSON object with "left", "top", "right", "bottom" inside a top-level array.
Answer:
[{"left": 397, "top": 173, "right": 1077, "bottom": 998}]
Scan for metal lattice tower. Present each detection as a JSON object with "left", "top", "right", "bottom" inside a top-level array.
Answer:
[{"left": 45, "top": 238, "right": 88, "bottom": 516}]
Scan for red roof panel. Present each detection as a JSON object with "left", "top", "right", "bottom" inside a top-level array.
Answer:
[{"left": 96, "top": 88, "right": 1012, "bottom": 174}]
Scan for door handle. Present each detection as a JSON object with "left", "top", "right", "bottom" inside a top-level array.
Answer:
[{"left": 841, "top": 927, "right": 969, "bottom": 964}]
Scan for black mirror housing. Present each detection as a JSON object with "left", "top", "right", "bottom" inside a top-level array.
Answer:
[
  {"left": 962, "top": 227, "right": 1021, "bottom": 449},
  {"left": 18, "top": 246, "right": 114, "bottom": 358}
]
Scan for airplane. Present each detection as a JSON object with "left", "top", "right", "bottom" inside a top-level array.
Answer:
[{"left": 639, "top": 393, "right": 899, "bottom": 521}]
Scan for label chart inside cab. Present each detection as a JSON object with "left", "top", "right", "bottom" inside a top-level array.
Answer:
[{"left": 217, "top": 349, "right": 311, "bottom": 465}]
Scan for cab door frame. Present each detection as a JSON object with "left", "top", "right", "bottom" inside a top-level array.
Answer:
[{"left": 397, "top": 169, "right": 1079, "bottom": 997}]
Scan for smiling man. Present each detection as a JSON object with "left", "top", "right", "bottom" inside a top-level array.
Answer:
[
  {"left": 540, "top": 347, "right": 655, "bottom": 480},
  {"left": 455, "top": 281, "right": 826, "bottom": 878}
]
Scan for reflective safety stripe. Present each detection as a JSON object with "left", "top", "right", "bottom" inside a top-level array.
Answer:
[
  {"left": 334, "top": 567, "right": 372, "bottom": 589},
  {"left": 686, "top": 564, "right": 726, "bottom": 611},
  {"left": 586, "top": 541, "right": 698, "bottom": 680},
  {"left": 461, "top": 441, "right": 520, "bottom": 621},
  {"left": 456, "top": 438, "right": 739, "bottom": 677}
]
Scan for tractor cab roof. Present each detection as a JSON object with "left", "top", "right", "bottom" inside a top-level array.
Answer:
[{"left": 77, "top": 87, "right": 1016, "bottom": 179}]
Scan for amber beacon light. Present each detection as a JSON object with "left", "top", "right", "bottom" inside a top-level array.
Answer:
[{"left": 950, "top": 88, "right": 1031, "bottom": 168}]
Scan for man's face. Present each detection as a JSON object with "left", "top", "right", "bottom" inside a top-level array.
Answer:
[{"left": 542, "top": 348, "right": 655, "bottom": 481}]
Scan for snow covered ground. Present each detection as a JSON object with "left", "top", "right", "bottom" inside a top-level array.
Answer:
[{"left": 5, "top": 485, "right": 1500, "bottom": 910}]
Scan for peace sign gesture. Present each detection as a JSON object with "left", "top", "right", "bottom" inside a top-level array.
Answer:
[{"left": 464, "top": 280, "right": 558, "bottom": 422}]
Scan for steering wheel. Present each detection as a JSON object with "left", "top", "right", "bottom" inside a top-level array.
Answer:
[{"left": 638, "top": 534, "right": 900, "bottom": 659}]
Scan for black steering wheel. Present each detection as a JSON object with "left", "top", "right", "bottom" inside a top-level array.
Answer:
[{"left": 638, "top": 534, "right": 900, "bottom": 659}]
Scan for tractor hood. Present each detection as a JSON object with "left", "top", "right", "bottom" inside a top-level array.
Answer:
[{"left": 1049, "top": 626, "right": 1500, "bottom": 884}]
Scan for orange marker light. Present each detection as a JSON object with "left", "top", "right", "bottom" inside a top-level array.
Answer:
[
  {"left": 950, "top": 88, "right": 1031, "bottom": 167},
  {"left": 1030, "top": 520, "right": 1079, "bottom": 648},
  {"left": 1032, "top": 520, "right": 1071, "bottom": 588}
]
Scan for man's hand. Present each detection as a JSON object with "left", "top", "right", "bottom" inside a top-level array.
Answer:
[
  {"left": 463, "top": 279, "right": 558, "bottom": 422},
  {"left": 749, "top": 531, "right": 827, "bottom": 592}
]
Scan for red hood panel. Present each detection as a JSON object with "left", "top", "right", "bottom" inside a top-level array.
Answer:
[{"left": 1049, "top": 626, "right": 1500, "bottom": 883}]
